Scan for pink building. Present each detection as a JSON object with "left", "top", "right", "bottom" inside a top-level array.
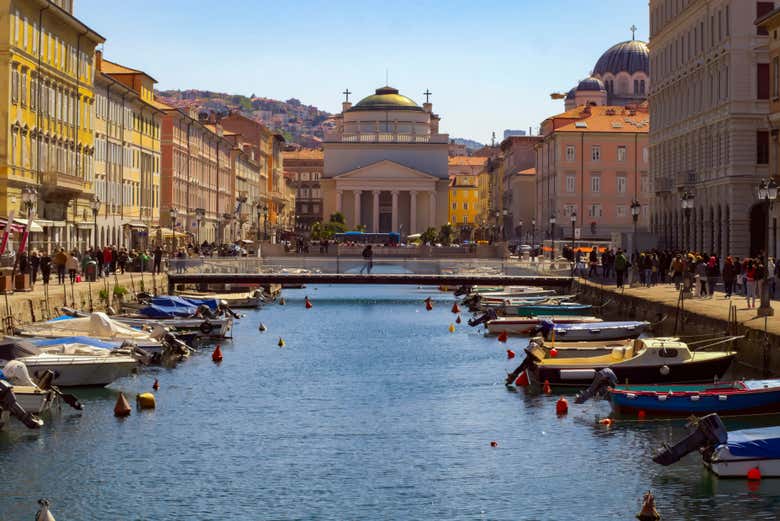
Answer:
[{"left": 535, "top": 104, "right": 651, "bottom": 244}]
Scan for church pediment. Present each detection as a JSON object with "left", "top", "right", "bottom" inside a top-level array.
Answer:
[{"left": 334, "top": 160, "right": 437, "bottom": 180}]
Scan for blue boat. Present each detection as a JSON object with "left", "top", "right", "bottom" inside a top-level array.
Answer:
[
  {"left": 139, "top": 296, "right": 220, "bottom": 318},
  {"left": 504, "top": 303, "right": 592, "bottom": 317},
  {"left": 538, "top": 320, "right": 649, "bottom": 341}
]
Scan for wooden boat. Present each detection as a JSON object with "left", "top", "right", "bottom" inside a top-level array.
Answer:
[
  {"left": 483, "top": 316, "right": 602, "bottom": 335},
  {"left": 507, "top": 338, "right": 736, "bottom": 388},
  {"left": 537, "top": 320, "right": 649, "bottom": 341},
  {"left": 653, "top": 413, "right": 780, "bottom": 477}
]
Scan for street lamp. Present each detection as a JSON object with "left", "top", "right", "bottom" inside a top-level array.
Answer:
[
  {"left": 630, "top": 200, "right": 641, "bottom": 285},
  {"left": 195, "top": 208, "right": 205, "bottom": 245},
  {"left": 681, "top": 191, "right": 694, "bottom": 251},
  {"left": 501, "top": 208, "right": 508, "bottom": 241},
  {"left": 21, "top": 187, "right": 37, "bottom": 252},
  {"left": 169, "top": 207, "right": 179, "bottom": 251},
  {"left": 757, "top": 178, "right": 778, "bottom": 317},
  {"left": 570, "top": 211, "right": 577, "bottom": 255},
  {"left": 262, "top": 205, "right": 269, "bottom": 241},
  {"left": 518, "top": 219, "right": 524, "bottom": 245},
  {"left": 549, "top": 214, "right": 556, "bottom": 261},
  {"left": 89, "top": 195, "right": 101, "bottom": 249},
  {"left": 531, "top": 218, "right": 536, "bottom": 258}
]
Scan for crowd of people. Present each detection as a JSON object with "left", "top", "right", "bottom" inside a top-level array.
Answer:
[{"left": 565, "top": 245, "right": 780, "bottom": 306}]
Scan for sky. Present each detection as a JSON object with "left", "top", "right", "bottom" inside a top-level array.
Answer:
[{"left": 76, "top": 0, "right": 648, "bottom": 144}]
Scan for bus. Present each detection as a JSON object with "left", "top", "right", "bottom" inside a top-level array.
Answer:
[{"left": 333, "top": 231, "right": 401, "bottom": 245}]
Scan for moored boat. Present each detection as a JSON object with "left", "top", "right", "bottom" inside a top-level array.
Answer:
[
  {"left": 176, "top": 289, "right": 266, "bottom": 308},
  {"left": 537, "top": 320, "right": 650, "bottom": 341},
  {"left": 481, "top": 316, "right": 603, "bottom": 335},
  {"left": 502, "top": 302, "right": 593, "bottom": 317}
]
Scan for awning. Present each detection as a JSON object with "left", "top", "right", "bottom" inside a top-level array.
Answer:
[
  {"left": 12, "top": 218, "right": 43, "bottom": 233},
  {"left": 123, "top": 221, "right": 148, "bottom": 229},
  {"left": 75, "top": 222, "right": 96, "bottom": 229},
  {"left": 157, "top": 227, "right": 188, "bottom": 238},
  {"left": 0, "top": 219, "right": 24, "bottom": 232}
]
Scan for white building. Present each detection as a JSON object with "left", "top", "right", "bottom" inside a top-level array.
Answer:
[{"left": 320, "top": 86, "right": 450, "bottom": 235}]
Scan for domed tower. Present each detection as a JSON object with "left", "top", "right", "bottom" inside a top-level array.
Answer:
[
  {"left": 564, "top": 87, "right": 577, "bottom": 111},
  {"left": 574, "top": 76, "right": 607, "bottom": 107},
  {"left": 591, "top": 40, "right": 649, "bottom": 105}
]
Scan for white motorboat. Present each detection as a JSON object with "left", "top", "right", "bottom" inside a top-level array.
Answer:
[
  {"left": 0, "top": 379, "right": 52, "bottom": 429},
  {"left": 113, "top": 316, "right": 232, "bottom": 338},
  {"left": 653, "top": 413, "right": 780, "bottom": 477},
  {"left": 1, "top": 339, "right": 138, "bottom": 387},
  {"left": 482, "top": 316, "right": 603, "bottom": 335}
]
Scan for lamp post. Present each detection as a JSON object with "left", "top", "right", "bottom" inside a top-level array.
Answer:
[
  {"left": 195, "top": 208, "right": 205, "bottom": 245},
  {"left": 89, "top": 195, "right": 101, "bottom": 249},
  {"left": 549, "top": 214, "right": 556, "bottom": 261},
  {"left": 501, "top": 209, "right": 508, "bottom": 241},
  {"left": 518, "top": 219, "right": 524, "bottom": 245},
  {"left": 22, "top": 187, "right": 37, "bottom": 250},
  {"left": 263, "top": 205, "right": 269, "bottom": 241},
  {"left": 570, "top": 211, "right": 576, "bottom": 255},
  {"left": 531, "top": 218, "right": 536, "bottom": 259},
  {"left": 169, "top": 207, "right": 178, "bottom": 251},
  {"left": 757, "top": 178, "right": 778, "bottom": 317},
  {"left": 630, "top": 200, "right": 641, "bottom": 286},
  {"left": 681, "top": 191, "right": 694, "bottom": 251}
]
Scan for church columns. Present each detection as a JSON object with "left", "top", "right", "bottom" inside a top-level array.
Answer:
[
  {"left": 410, "top": 191, "right": 417, "bottom": 234},
  {"left": 372, "top": 190, "right": 380, "bottom": 233},
  {"left": 391, "top": 191, "right": 399, "bottom": 232},
  {"left": 353, "top": 190, "right": 362, "bottom": 228},
  {"left": 336, "top": 190, "right": 343, "bottom": 213},
  {"left": 428, "top": 191, "right": 437, "bottom": 229}
]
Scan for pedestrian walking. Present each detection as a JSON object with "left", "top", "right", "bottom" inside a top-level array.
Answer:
[
  {"left": 359, "top": 244, "right": 373, "bottom": 274},
  {"left": 53, "top": 248, "right": 67, "bottom": 284},
  {"left": 614, "top": 249, "right": 628, "bottom": 288}
]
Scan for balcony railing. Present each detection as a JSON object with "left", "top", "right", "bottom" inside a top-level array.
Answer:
[
  {"left": 42, "top": 170, "right": 85, "bottom": 193},
  {"left": 325, "top": 132, "right": 448, "bottom": 144},
  {"left": 675, "top": 170, "right": 697, "bottom": 187},
  {"left": 655, "top": 177, "right": 673, "bottom": 193}
]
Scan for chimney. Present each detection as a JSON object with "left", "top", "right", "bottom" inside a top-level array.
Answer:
[{"left": 95, "top": 49, "right": 103, "bottom": 72}]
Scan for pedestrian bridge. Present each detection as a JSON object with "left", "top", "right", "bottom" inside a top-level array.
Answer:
[{"left": 166, "top": 256, "right": 572, "bottom": 290}]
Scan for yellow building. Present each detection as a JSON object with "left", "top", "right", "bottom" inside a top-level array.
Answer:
[
  {"left": 1, "top": 0, "right": 104, "bottom": 251},
  {"left": 447, "top": 156, "right": 486, "bottom": 238},
  {"left": 94, "top": 52, "right": 163, "bottom": 249}
]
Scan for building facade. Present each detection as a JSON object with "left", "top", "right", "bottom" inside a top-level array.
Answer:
[
  {"left": 499, "top": 136, "right": 540, "bottom": 239},
  {"left": 535, "top": 105, "right": 651, "bottom": 243},
  {"left": 320, "top": 86, "right": 450, "bottom": 236},
  {"left": 447, "top": 156, "right": 486, "bottom": 237},
  {"left": 282, "top": 148, "right": 323, "bottom": 232},
  {"left": 650, "top": 0, "right": 775, "bottom": 258},
  {"left": 2, "top": 0, "right": 104, "bottom": 251}
]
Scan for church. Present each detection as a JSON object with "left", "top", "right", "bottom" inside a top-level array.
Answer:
[{"left": 320, "top": 86, "right": 450, "bottom": 236}]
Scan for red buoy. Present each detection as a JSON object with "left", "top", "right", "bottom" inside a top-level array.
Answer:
[
  {"left": 515, "top": 371, "right": 530, "bottom": 387},
  {"left": 490, "top": 441, "right": 498, "bottom": 448},
  {"left": 455, "top": 314, "right": 462, "bottom": 324},
  {"left": 747, "top": 467, "right": 762, "bottom": 481},
  {"left": 425, "top": 297, "right": 433, "bottom": 311},
  {"left": 549, "top": 348, "right": 558, "bottom": 358},
  {"left": 497, "top": 331, "right": 508, "bottom": 343},
  {"left": 637, "top": 410, "right": 647, "bottom": 421},
  {"left": 212, "top": 344, "right": 223, "bottom": 363},
  {"left": 451, "top": 302, "right": 460, "bottom": 313},
  {"left": 506, "top": 349, "right": 515, "bottom": 360},
  {"left": 556, "top": 396, "right": 568, "bottom": 415},
  {"left": 305, "top": 296, "right": 312, "bottom": 309},
  {"left": 599, "top": 418, "right": 614, "bottom": 426},
  {"left": 152, "top": 379, "right": 159, "bottom": 391},
  {"left": 114, "top": 392, "right": 132, "bottom": 417},
  {"left": 542, "top": 379, "right": 552, "bottom": 394}
]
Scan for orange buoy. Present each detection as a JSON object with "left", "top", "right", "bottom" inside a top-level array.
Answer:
[
  {"left": 152, "top": 379, "right": 159, "bottom": 391},
  {"left": 549, "top": 347, "right": 559, "bottom": 358},
  {"left": 542, "top": 379, "right": 552, "bottom": 394},
  {"left": 506, "top": 349, "right": 515, "bottom": 360},
  {"left": 490, "top": 441, "right": 498, "bottom": 448},
  {"left": 448, "top": 323, "right": 455, "bottom": 333},
  {"left": 515, "top": 371, "right": 530, "bottom": 387},
  {"left": 747, "top": 467, "right": 762, "bottom": 480},
  {"left": 114, "top": 392, "right": 131, "bottom": 417},
  {"left": 278, "top": 337, "right": 285, "bottom": 348},
  {"left": 425, "top": 297, "right": 433, "bottom": 311},
  {"left": 636, "top": 491, "right": 660, "bottom": 521},
  {"left": 212, "top": 344, "right": 223, "bottom": 363},
  {"left": 599, "top": 418, "right": 613, "bottom": 426},
  {"left": 556, "top": 396, "right": 568, "bottom": 415},
  {"left": 637, "top": 410, "right": 647, "bottom": 421},
  {"left": 451, "top": 302, "right": 460, "bottom": 313},
  {"left": 455, "top": 314, "right": 462, "bottom": 324},
  {"left": 305, "top": 296, "right": 313, "bottom": 309},
  {"left": 497, "top": 331, "right": 508, "bottom": 343}
]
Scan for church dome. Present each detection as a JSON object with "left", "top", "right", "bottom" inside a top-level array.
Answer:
[
  {"left": 576, "top": 77, "right": 605, "bottom": 92},
  {"left": 593, "top": 40, "right": 649, "bottom": 76},
  {"left": 349, "top": 86, "right": 423, "bottom": 112},
  {"left": 565, "top": 87, "right": 576, "bottom": 100}
]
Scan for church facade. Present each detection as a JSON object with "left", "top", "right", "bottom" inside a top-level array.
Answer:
[{"left": 320, "top": 87, "right": 450, "bottom": 236}]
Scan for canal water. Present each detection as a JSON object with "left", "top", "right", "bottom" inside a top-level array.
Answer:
[{"left": 2, "top": 284, "right": 780, "bottom": 520}]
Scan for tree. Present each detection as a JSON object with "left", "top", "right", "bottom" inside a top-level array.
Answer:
[
  {"left": 438, "top": 223, "right": 455, "bottom": 246},
  {"left": 420, "top": 227, "right": 438, "bottom": 245},
  {"left": 310, "top": 222, "right": 323, "bottom": 240},
  {"left": 323, "top": 213, "right": 346, "bottom": 238}
]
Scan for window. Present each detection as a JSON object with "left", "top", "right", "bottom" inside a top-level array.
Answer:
[
  {"left": 617, "top": 145, "right": 627, "bottom": 161},
  {"left": 565, "top": 145, "right": 575, "bottom": 161},
  {"left": 758, "top": 63, "right": 770, "bottom": 99},
  {"left": 590, "top": 174, "right": 601, "bottom": 193},
  {"left": 10, "top": 66, "right": 19, "bottom": 104},
  {"left": 463, "top": 215, "right": 468, "bottom": 224},
  {"left": 640, "top": 174, "right": 650, "bottom": 193},
  {"left": 758, "top": 2, "right": 774, "bottom": 36},
  {"left": 774, "top": 57, "right": 780, "bottom": 99},
  {"left": 463, "top": 202, "right": 468, "bottom": 210},
  {"left": 563, "top": 204, "right": 577, "bottom": 217},
  {"left": 565, "top": 174, "right": 576, "bottom": 193},
  {"left": 591, "top": 145, "right": 600, "bottom": 161},
  {"left": 616, "top": 205, "right": 627, "bottom": 217},
  {"left": 616, "top": 175, "right": 627, "bottom": 194},
  {"left": 452, "top": 202, "right": 457, "bottom": 210},
  {"left": 757, "top": 130, "right": 770, "bottom": 164},
  {"left": 588, "top": 204, "right": 602, "bottom": 217},
  {"left": 19, "top": 69, "right": 26, "bottom": 106}
]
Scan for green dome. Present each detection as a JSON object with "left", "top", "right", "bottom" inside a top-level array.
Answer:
[{"left": 349, "top": 86, "right": 423, "bottom": 112}]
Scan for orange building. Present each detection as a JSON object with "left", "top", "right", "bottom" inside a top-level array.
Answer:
[{"left": 535, "top": 104, "right": 650, "bottom": 245}]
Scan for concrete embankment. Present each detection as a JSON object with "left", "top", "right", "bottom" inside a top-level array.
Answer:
[{"left": 573, "top": 279, "right": 780, "bottom": 375}]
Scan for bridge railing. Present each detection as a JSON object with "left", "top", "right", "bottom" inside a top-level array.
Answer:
[{"left": 166, "top": 256, "right": 558, "bottom": 276}]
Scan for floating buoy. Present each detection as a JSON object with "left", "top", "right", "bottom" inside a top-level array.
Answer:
[
  {"left": 152, "top": 378, "right": 159, "bottom": 391},
  {"left": 747, "top": 467, "right": 762, "bottom": 480},
  {"left": 114, "top": 392, "right": 131, "bottom": 417},
  {"left": 542, "top": 379, "right": 552, "bottom": 394},
  {"left": 279, "top": 298, "right": 286, "bottom": 306},
  {"left": 305, "top": 296, "right": 312, "bottom": 309},
  {"left": 515, "top": 371, "right": 530, "bottom": 387},
  {"left": 497, "top": 331, "right": 508, "bottom": 343},
  {"left": 212, "top": 345, "right": 223, "bottom": 363},
  {"left": 599, "top": 418, "right": 613, "bottom": 426},
  {"left": 136, "top": 393, "right": 156, "bottom": 410},
  {"left": 451, "top": 302, "right": 460, "bottom": 313},
  {"left": 506, "top": 349, "right": 515, "bottom": 360},
  {"left": 35, "top": 498, "right": 56, "bottom": 521},
  {"left": 549, "top": 347, "right": 559, "bottom": 358},
  {"left": 637, "top": 410, "right": 647, "bottom": 421},
  {"left": 448, "top": 323, "right": 455, "bottom": 333},
  {"left": 489, "top": 441, "right": 498, "bottom": 448},
  {"left": 556, "top": 396, "right": 568, "bottom": 415},
  {"left": 636, "top": 491, "right": 660, "bottom": 521},
  {"left": 259, "top": 323, "right": 267, "bottom": 332},
  {"left": 455, "top": 314, "right": 461, "bottom": 324},
  {"left": 278, "top": 337, "right": 285, "bottom": 348},
  {"left": 425, "top": 297, "right": 433, "bottom": 311}
]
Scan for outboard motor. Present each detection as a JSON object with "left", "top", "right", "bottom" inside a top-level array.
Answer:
[
  {"left": 652, "top": 413, "right": 728, "bottom": 466},
  {"left": 504, "top": 347, "right": 543, "bottom": 386},
  {"left": 468, "top": 308, "right": 498, "bottom": 328},
  {"left": 0, "top": 379, "right": 43, "bottom": 428},
  {"left": 453, "top": 285, "right": 473, "bottom": 297},
  {"left": 36, "top": 370, "right": 83, "bottom": 411},
  {"left": 163, "top": 332, "right": 192, "bottom": 357},
  {"left": 218, "top": 300, "right": 240, "bottom": 319},
  {"left": 575, "top": 368, "right": 618, "bottom": 404},
  {"left": 462, "top": 294, "right": 482, "bottom": 311},
  {"left": 194, "top": 304, "right": 217, "bottom": 319},
  {"left": 535, "top": 319, "right": 556, "bottom": 339},
  {"left": 136, "top": 291, "right": 153, "bottom": 304}
]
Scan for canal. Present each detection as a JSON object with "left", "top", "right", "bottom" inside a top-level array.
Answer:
[{"left": 2, "top": 284, "right": 780, "bottom": 519}]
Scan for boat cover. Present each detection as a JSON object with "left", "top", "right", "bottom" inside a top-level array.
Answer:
[
  {"left": 30, "top": 336, "right": 122, "bottom": 349},
  {"left": 24, "top": 313, "right": 151, "bottom": 340},
  {"left": 727, "top": 426, "right": 780, "bottom": 458},
  {"left": 139, "top": 296, "right": 219, "bottom": 318},
  {"left": 540, "top": 320, "right": 646, "bottom": 332}
]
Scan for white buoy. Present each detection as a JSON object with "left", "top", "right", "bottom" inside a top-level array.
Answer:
[{"left": 259, "top": 323, "right": 267, "bottom": 332}]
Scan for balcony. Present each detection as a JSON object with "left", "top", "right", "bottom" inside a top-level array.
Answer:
[
  {"left": 655, "top": 177, "right": 673, "bottom": 194},
  {"left": 41, "top": 170, "right": 85, "bottom": 197},
  {"left": 675, "top": 170, "right": 697, "bottom": 188}
]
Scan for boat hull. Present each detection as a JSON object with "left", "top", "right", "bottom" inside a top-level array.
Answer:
[
  {"left": 706, "top": 450, "right": 780, "bottom": 477},
  {"left": 22, "top": 357, "right": 138, "bottom": 387},
  {"left": 502, "top": 305, "right": 592, "bottom": 317},
  {"left": 114, "top": 317, "right": 232, "bottom": 338},
  {"left": 610, "top": 387, "right": 780, "bottom": 416},
  {"left": 544, "top": 324, "right": 648, "bottom": 342},
  {"left": 485, "top": 316, "right": 602, "bottom": 336}
]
